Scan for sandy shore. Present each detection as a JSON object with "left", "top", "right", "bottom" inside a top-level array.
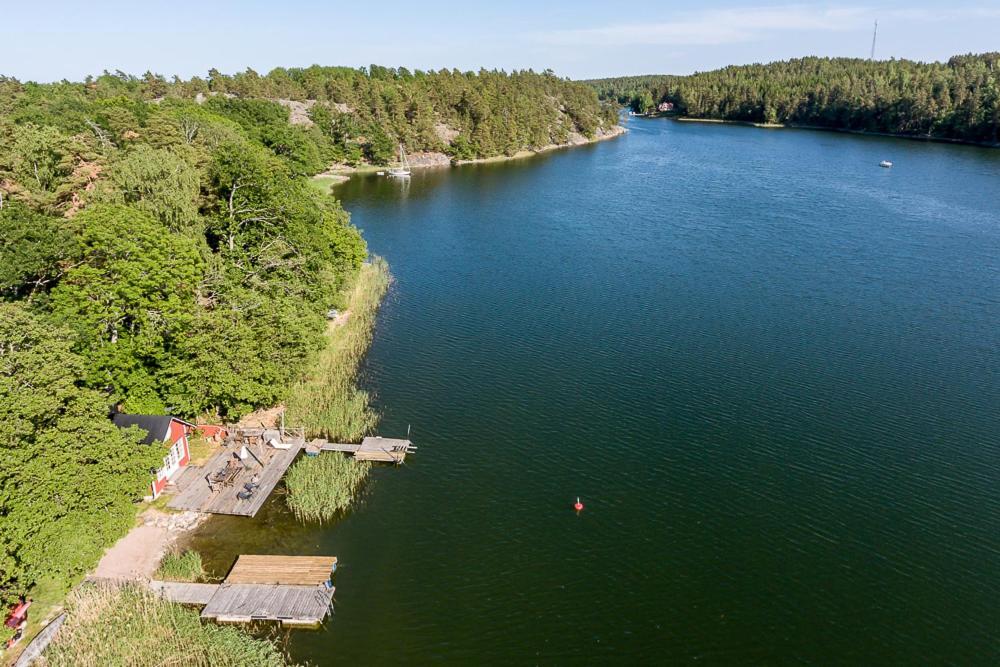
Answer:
[{"left": 91, "top": 509, "right": 205, "bottom": 581}]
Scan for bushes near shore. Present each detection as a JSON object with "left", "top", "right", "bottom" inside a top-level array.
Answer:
[
  {"left": 587, "top": 53, "right": 1000, "bottom": 144},
  {"left": 39, "top": 584, "right": 288, "bottom": 667},
  {"left": 155, "top": 550, "right": 204, "bottom": 582}
]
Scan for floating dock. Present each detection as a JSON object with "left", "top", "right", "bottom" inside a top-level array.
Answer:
[
  {"left": 319, "top": 436, "right": 416, "bottom": 463},
  {"left": 152, "top": 555, "right": 338, "bottom": 626}
]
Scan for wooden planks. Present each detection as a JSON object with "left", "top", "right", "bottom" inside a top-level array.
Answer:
[
  {"left": 355, "top": 436, "right": 414, "bottom": 462},
  {"left": 224, "top": 555, "right": 337, "bottom": 586},
  {"left": 320, "top": 437, "right": 414, "bottom": 462},
  {"left": 167, "top": 442, "right": 303, "bottom": 516},
  {"left": 319, "top": 442, "right": 362, "bottom": 453},
  {"left": 200, "top": 584, "right": 334, "bottom": 625},
  {"left": 149, "top": 581, "right": 220, "bottom": 604},
  {"left": 144, "top": 562, "right": 337, "bottom": 626}
]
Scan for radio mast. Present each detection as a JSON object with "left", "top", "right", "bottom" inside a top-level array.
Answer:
[{"left": 870, "top": 21, "right": 878, "bottom": 60}]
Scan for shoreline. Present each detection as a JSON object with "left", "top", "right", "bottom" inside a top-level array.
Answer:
[
  {"left": 322, "top": 124, "right": 627, "bottom": 178},
  {"left": 11, "top": 262, "right": 391, "bottom": 666},
  {"left": 670, "top": 116, "right": 1000, "bottom": 148}
]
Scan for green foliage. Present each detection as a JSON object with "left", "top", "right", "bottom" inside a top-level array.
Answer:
[
  {"left": 363, "top": 123, "right": 396, "bottom": 165},
  {"left": 588, "top": 53, "right": 1000, "bottom": 143},
  {"left": 0, "top": 304, "right": 161, "bottom": 604},
  {"left": 285, "top": 453, "right": 371, "bottom": 523},
  {"left": 259, "top": 123, "right": 325, "bottom": 174},
  {"left": 0, "top": 61, "right": 596, "bottom": 611},
  {"left": 0, "top": 202, "right": 79, "bottom": 300},
  {"left": 95, "top": 145, "right": 201, "bottom": 231},
  {"left": 49, "top": 205, "right": 203, "bottom": 412},
  {"left": 631, "top": 91, "right": 655, "bottom": 114},
  {"left": 42, "top": 584, "right": 289, "bottom": 666},
  {"left": 0, "top": 123, "right": 95, "bottom": 212},
  {"left": 155, "top": 549, "right": 204, "bottom": 582}
]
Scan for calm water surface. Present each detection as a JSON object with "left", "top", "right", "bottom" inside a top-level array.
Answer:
[{"left": 188, "top": 119, "right": 1000, "bottom": 664}]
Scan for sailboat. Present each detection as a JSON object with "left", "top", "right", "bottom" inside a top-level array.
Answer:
[{"left": 388, "top": 144, "right": 411, "bottom": 178}]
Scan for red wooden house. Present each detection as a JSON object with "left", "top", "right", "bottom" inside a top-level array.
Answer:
[{"left": 112, "top": 414, "right": 194, "bottom": 498}]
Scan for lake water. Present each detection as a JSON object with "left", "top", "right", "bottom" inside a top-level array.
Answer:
[{"left": 188, "top": 119, "right": 1000, "bottom": 664}]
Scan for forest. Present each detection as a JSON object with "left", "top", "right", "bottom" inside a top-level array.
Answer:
[
  {"left": 587, "top": 54, "right": 1000, "bottom": 144},
  {"left": 0, "top": 66, "right": 613, "bottom": 616}
]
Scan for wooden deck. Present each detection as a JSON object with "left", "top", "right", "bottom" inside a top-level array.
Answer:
[
  {"left": 321, "top": 436, "right": 415, "bottom": 463},
  {"left": 225, "top": 555, "right": 338, "bottom": 586},
  {"left": 200, "top": 584, "right": 334, "bottom": 625},
  {"left": 167, "top": 441, "right": 303, "bottom": 516}
]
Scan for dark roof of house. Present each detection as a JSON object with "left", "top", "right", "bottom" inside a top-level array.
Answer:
[{"left": 111, "top": 414, "right": 183, "bottom": 445}]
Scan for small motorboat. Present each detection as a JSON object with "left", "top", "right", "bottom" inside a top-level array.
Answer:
[{"left": 879, "top": 160, "right": 893, "bottom": 168}]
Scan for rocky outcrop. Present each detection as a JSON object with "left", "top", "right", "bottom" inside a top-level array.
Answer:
[
  {"left": 434, "top": 123, "right": 460, "bottom": 144},
  {"left": 277, "top": 99, "right": 316, "bottom": 126},
  {"left": 407, "top": 151, "right": 452, "bottom": 167}
]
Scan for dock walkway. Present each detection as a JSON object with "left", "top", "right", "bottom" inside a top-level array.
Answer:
[{"left": 148, "top": 581, "right": 219, "bottom": 604}]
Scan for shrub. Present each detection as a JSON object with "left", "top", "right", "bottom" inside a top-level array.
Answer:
[{"left": 154, "top": 550, "right": 204, "bottom": 582}]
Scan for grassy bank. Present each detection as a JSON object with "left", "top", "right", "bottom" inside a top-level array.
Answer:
[
  {"left": 285, "top": 258, "right": 391, "bottom": 442},
  {"left": 38, "top": 584, "right": 288, "bottom": 667}
]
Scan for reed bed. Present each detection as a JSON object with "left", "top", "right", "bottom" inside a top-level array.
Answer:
[
  {"left": 284, "top": 258, "right": 390, "bottom": 522},
  {"left": 285, "top": 258, "right": 391, "bottom": 442},
  {"left": 155, "top": 550, "right": 204, "bottom": 582},
  {"left": 284, "top": 453, "right": 372, "bottom": 522},
  {"left": 39, "top": 584, "right": 288, "bottom": 667}
]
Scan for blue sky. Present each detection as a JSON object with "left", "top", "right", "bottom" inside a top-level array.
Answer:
[{"left": 2, "top": 1, "right": 998, "bottom": 81}]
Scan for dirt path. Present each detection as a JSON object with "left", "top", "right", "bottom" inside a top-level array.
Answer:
[{"left": 91, "top": 509, "right": 204, "bottom": 581}]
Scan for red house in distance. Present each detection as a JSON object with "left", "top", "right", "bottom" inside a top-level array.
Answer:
[{"left": 112, "top": 414, "right": 194, "bottom": 498}]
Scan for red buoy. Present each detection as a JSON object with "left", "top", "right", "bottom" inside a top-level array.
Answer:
[{"left": 574, "top": 497, "right": 584, "bottom": 511}]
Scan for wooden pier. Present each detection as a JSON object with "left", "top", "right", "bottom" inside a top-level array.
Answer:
[
  {"left": 151, "top": 555, "right": 338, "bottom": 626},
  {"left": 319, "top": 436, "right": 415, "bottom": 463}
]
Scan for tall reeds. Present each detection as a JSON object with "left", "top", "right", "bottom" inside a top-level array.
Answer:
[
  {"left": 284, "top": 258, "right": 390, "bottom": 522},
  {"left": 285, "top": 258, "right": 391, "bottom": 442},
  {"left": 40, "top": 584, "right": 287, "bottom": 666},
  {"left": 284, "top": 453, "right": 372, "bottom": 522},
  {"left": 154, "top": 550, "right": 204, "bottom": 583}
]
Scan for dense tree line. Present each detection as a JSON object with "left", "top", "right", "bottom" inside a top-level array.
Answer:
[
  {"left": 587, "top": 54, "right": 1000, "bottom": 144},
  {"left": 0, "top": 73, "right": 369, "bottom": 612},
  {"left": 2, "top": 66, "right": 617, "bottom": 168}
]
